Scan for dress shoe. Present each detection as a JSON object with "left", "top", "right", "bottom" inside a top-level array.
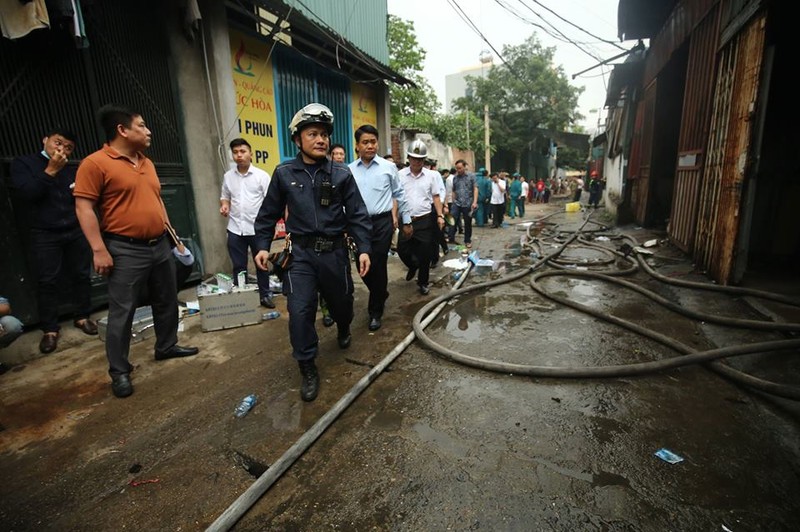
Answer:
[
  {"left": 39, "top": 332, "right": 58, "bottom": 354},
  {"left": 155, "top": 345, "right": 200, "bottom": 361},
  {"left": 337, "top": 328, "right": 352, "bottom": 349},
  {"left": 418, "top": 284, "right": 430, "bottom": 295},
  {"left": 368, "top": 317, "right": 381, "bottom": 331},
  {"left": 111, "top": 374, "right": 133, "bottom": 398},
  {"left": 405, "top": 266, "right": 417, "bottom": 281},
  {"left": 298, "top": 360, "right": 319, "bottom": 402},
  {"left": 74, "top": 318, "right": 98, "bottom": 335},
  {"left": 322, "top": 315, "right": 334, "bottom": 327},
  {"left": 260, "top": 295, "right": 276, "bottom": 309}
]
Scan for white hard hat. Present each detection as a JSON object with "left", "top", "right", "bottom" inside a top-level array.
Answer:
[
  {"left": 406, "top": 139, "right": 428, "bottom": 159},
  {"left": 289, "top": 103, "right": 334, "bottom": 137}
]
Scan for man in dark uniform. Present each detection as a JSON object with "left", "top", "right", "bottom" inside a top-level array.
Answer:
[
  {"left": 11, "top": 128, "right": 98, "bottom": 354},
  {"left": 254, "top": 103, "right": 372, "bottom": 402}
]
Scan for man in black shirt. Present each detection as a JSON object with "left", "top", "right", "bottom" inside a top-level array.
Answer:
[
  {"left": 10, "top": 128, "right": 98, "bottom": 354},
  {"left": 254, "top": 103, "right": 372, "bottom": 402}
]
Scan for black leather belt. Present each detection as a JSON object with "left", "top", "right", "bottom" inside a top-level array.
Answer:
[
  {"left": 411, "top": 214, "right": 430, "bottom": 222},
  {"left": 370, "top": 211, "right": 392, "bottom": 221},
  {"left": 104, "top": 232, "right": 166, "bottom": 246},
  {"left": 292, "top": 234, "right": 345, "bottom": 252}
]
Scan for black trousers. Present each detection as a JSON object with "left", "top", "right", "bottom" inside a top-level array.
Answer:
[
  {"left": 283, "top": 244, "right": 353, "bottom": 361},
  {"left": 491, "top": 203, "right": 505, "bottom": 228},
  {"left": 361, "top": 213, "right": 393, "bottom": 319},
  {"left": 397, "top": 215, "right": 433, "bottom": 286},
  {"left": 226, "top": 231, "right": 272, "bottom": 299},
  {"left": 30, "top": 227, "right": 93, "bottom": 333},
  {"left": 105, "top": 238, "right": 178, "bottom": 377}
]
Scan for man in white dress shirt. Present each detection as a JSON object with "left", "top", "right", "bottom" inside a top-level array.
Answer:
[
  {"left": 397, "top": 140, "right": 445, "bottom": 295},
  {"left": 219, "top": 138, "right": 274, "bottom": 307}
]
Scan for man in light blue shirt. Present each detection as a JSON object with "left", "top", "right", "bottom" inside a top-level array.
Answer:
[{"left": 349, "top": 125, "right": 412, "bottom": 331}]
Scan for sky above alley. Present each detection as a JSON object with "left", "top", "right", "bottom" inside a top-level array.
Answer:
[{"left": 386, "top": 0, "right": 632, "bottom": 132}]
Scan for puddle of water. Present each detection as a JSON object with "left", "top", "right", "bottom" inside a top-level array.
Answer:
[{"left": 412, "top": 421, "right": 471, "bottom": 457}]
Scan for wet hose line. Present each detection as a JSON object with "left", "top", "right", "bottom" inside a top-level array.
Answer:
[
  {"left": 411, "top": 210, "right": 800, "bottom": 400},
  {"left": 206, "top": 262, "right": 475, "bottom": 532}
]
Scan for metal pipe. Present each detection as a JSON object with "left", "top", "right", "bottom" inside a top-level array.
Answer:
[{"left": 206, "top": 264, "right": 474, "bottom": 531}]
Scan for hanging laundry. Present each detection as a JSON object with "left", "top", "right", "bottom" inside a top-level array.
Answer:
[{"left": 0, "top": 0, "right": 50, "bottom": 39}]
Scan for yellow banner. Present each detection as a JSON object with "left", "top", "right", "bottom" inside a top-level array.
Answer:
[
  {"left": 229, "top": 30, "right": 280, "bottom": 175},
  {"left": 351, "top": 82, "right": 377, "bottom": 134}
]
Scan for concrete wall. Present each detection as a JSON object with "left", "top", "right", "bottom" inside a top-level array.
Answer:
[{"left": 167, "top": 0, "right": 237, "bottom": 275}]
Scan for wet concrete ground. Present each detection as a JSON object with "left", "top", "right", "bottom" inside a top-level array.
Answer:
[{"left": 2, "top": 199, "right": 799, "bottom": 531}]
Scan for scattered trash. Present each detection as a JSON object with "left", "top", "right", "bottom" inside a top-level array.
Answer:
[
  {"left": 654, "top": 448, "right": 684, "bottom": 464},
  {"left": 269, "top": 275, "right": 282, "bottom": 292},
  {"left": 633, "top": 247, "right": 655, "bottom": 255},
  {"left": 721, "top": 525, "right": 733, "bottom": 532},
  {"left": 595, "top": 236, "right": 610, "bottom": 241},
  {"left": 185, "top": 300, "right": 200, "bottom": 315},
  {"left": 262, "top": 311, "right": 280, "bottom": 320},
  {"left": 234, "top": 394, "right": 257, "bottom": 418},
  {"left": 129, "top": 478, "right": 160, "bottom": 487},
  {"left": 442, "top": 257, "right": 470, "bottom": 270},
  {"left": 565, "top": 201, "right": 581, "bottom": 213},
  {"left": 643, "top": 239, "right": 659, "bottom": 248}
]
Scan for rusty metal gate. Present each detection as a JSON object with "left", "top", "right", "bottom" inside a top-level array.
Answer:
[
  {"left": 668, "top": 5, "right": 720, "bottom": 253},
  {"left": 630, "top": 81, "right": 656, "bottom": 225},
  {"left": 694, "top": 13, "right": 766, "bottom": 284}
]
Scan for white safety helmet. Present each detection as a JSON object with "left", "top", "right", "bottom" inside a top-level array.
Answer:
[
  {"left": 406, "top": 139, "right": 428, "bottom": 159},
  {"left": 289, "top": 103, "right": 334, "bottom": 138}
]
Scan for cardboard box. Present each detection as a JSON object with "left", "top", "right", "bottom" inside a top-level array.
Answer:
[
  {"left": 198, "top": 287, "right": 262, "bottom": 332},
  {"left": 98, "top": 306, "right": 155, "bottom": 344}
]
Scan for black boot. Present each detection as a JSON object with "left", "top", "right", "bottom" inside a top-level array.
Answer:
[{"left": 298, "top": 360, "right": 319, "bottom": 402}]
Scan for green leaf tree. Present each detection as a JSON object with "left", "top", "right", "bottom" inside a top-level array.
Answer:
[
  {"left": 387, "top": 15, "right": 441, "bottom": 128},
  {"left": 453, "top": 35, "right": 583, "bottom": 169}
]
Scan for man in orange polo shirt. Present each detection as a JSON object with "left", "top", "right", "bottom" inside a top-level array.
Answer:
[{"left": 74, "top": 104, "right": 199, "bottom": 398}]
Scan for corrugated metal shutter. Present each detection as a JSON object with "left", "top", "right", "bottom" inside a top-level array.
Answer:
[
  {"left": 668, "top": 4, "right": 720, "bottom": 253},
  {"left": 273, "top": 45, "right": 352, "bottom": 161}
]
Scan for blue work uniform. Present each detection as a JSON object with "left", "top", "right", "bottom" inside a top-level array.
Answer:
[
  {"left": 254, "top": 154, "right": 372, "bottom": 362},
  {"left": 475, "top": 174, "right": 491, "bottom": 226}
]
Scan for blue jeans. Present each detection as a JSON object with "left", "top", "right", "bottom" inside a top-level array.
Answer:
[{"left": 227, "top": 231, "right": 272, "bottom": 299}]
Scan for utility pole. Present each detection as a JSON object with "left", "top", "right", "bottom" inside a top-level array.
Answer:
[{"left": 479, "top": 49, "right": 492, "bottom": 173}]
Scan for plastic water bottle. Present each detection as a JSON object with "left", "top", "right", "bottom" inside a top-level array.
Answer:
[
  {"left": 262, "top": 311, "right": 280, "bottom": 320},
  {"left": 234, "top": 394, "right": 257, "bottom": 418}
]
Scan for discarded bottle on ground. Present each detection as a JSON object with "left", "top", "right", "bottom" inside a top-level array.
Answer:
[
  {"left": 234, "top": 394, "right": 257, "bottom": 418},
  {"left": 263, "top": 311, "right": 280, "bottom": 320}
]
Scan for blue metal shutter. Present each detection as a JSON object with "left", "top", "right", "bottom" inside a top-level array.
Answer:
[{"left": 273, "top": 45, "right": 352, "bottom": 161}]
